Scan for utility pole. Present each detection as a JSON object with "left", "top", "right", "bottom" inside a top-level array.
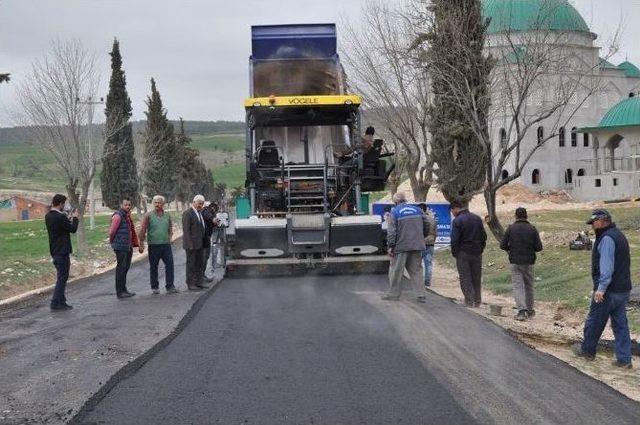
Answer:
[{"left": 76, "top": 96, "right": 104, "bottom": 230}]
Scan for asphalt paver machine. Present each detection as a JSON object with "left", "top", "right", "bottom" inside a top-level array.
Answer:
[{"left": 226, "top": 24, "right": 395, "bottom": 277}]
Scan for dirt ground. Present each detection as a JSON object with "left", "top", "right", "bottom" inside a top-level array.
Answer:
[
  {"left": 431, "top": 261, "right": 640, "bottom": 402},
  {"left": 385, "top": 181, "right": 612, "bottom": 214}
]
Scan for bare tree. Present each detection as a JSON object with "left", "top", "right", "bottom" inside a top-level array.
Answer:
[
  {"left": 414, "top": 1, "right": 620, "bottom": 239},
  {"left": 341, "top": 0, "right": 434, "bottom": 201},
  {"left": 15, "top": 39, "right": 101, "bottom": 252}
]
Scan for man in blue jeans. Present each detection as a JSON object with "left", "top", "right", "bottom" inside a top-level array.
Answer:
[{"left": 574, "top": 209, "right": 633, "bottom": 368}]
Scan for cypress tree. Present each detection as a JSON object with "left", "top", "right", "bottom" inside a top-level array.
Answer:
[
  {"left": 101, "top": 38, "right": 138, "bottom": 209},
  {"left": 425, "top": 0, "right": 493, "bottom": 202},
  {"left": 173, "top": 118, "right": 213, "bottom": 201},
  {"left": 143, "top": 78, "right": 178, "bottom": 202}
]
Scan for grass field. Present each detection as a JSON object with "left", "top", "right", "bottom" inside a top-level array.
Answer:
[
  {"left": 0, "top": 215, "right": 113, "bottom": 299},
  {"left": 0, "top": 141, "right": 67, "bottom": 191},
  {"left": 191, "top": 133, "right": 244, "bottom": 153},
  {"left": 0, "top": 133, "right": 246, "bottom": 193},
  {"left": 0, "top": 211, "right": 183, "bottom": 300},
  {"left": 436, "top": 206, "right": 640, "bottom": 333}
]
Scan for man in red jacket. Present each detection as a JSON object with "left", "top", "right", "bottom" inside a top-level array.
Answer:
[{"left": 109, "top": 199, "right": 139, "bottom": 299}]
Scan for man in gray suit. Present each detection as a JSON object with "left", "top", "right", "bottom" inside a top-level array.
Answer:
[{"left": 182, "top": 194, "right": 207, "bottom": 290}]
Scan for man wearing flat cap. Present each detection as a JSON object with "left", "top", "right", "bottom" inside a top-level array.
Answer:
[{"left": 573, "top": 209, "right": 633, "bottom": 368}]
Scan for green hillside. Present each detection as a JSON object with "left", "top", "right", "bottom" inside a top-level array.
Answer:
[{"left": 0, "top": 132, "right": 246, "bottom": 193}]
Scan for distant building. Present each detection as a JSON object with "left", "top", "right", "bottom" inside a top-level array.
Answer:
[
  {"left": 0, "top": 196, "right": 50, "bottom": 221},
  {"left": 575, "top": 95, "right": 640, "bottom": 201},
  {"left": 484, "top": 0, "right": 640, "bottom": 201}
]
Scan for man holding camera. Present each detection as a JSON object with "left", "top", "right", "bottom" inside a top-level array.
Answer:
[{"left": 45, "top": 194, "right": 78, "bottom": 311}]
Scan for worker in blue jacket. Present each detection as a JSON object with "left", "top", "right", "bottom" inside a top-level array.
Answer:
[
  {"left": 574, "top": 209, "right": 633, "bottom": 368},
  {"left": 382, "top": 191, "right": 430, "bottom": 303}
]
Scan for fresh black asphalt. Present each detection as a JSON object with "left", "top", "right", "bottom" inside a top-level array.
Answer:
[{"left": 73, "top": 274, "right": 640, "bottom": 424}]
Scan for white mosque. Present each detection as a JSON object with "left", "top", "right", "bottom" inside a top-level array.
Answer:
[{"left": 483, "top": 0, "right": 640, "bottom": 201}]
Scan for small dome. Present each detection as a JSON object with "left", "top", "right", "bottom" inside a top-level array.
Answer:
[
  {"left": 599, "top": 96, "right": 640, "bottom": 129},
  {"left": 483, "top": 0, "right": 591, "bottom": 36},
  {"left": 617, "top": 61, "right": 640, "bottom": 79}
]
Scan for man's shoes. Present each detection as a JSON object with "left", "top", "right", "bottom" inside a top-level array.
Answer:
[
  {"left": 187, "top": 285, "right": 203, "bottom": 291},
  {"left": 515, "top": 310, "right": 528, "bottom": 321},
  {"left": 166, "top": 286, "right": 179, "bottom": 294},
  {"left": 527, "top": 309, "right": 536, "bottom": 318},
  {"left": 417, "top": 296, "right": 427, "bottom": 303},
  {"left": 572, "top": 343, "right": 595, "bottom": 361},
  {"left": 117, "top": 292, "right": 135, "bottom": 299},
  {"left": 381, "top": 294, "right": 400, "bottom": 301},
  {"left": 612, "top": 360, "right": 633, "bottom": 369},
  {"left": 196, "top": 283, "right": 210, "bottom": 289},
  {"left": 51, "top": 303, "right": 73, "bottom": 311},
  {"left": 151, "top": 288, "right": 160, "bottom": 295},
  {"left": 203, "top": 275, "right": 215, "bottom": 283}
]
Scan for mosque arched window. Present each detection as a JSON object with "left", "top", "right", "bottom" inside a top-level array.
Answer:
[
  {"left": 499, "top": 128, "right": 507, "bottom": 147},
  {"left": 532, "top": 169, "right": 541, "bottom": 185},
  {"left": 559, "top": 127, "right": 566, "bottom": 147},
  {"left": 571, "top": 127, "right": 577, "bottom": 147},
  {"left": 537, "top": 127, "right": 544, "bottom": 144}
]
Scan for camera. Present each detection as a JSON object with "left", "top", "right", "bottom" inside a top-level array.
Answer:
[{"left": 215, "top": 212, "right": 229, "bottom": 228}]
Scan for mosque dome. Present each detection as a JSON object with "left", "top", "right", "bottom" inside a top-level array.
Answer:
[
  {"left": 598, "top": 95, "right": 640, "bottom": 129},
  {"left": 483, "top": 0, "right": 592, "bottom": 36}
]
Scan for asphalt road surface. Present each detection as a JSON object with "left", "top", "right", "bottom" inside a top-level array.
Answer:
[{"left": 73, "top": 273, "right": 640, "bottom": 424}]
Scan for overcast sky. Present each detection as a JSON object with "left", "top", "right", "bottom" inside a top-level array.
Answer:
[{"left": 1, "top": 0, "right": 639, "bottom": 126}]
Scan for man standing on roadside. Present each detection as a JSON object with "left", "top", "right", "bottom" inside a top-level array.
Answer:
[
  {"left": 420, "top": 203, "right": 437, "bottom": 288},
  {"left": 45, "top": 194, "right": 78, "bottom": 311},
  {"left": 382, "top": 192, "right": 429, "bottom": 303},
  {"left": 182, "top": 195, "right": 207, "bottom": 291},
  {"left": 138, "top": 195, "right": 176, "bottom": 295},
  {"left": 109, "top": 199, "right": 139, "bottom": 299},
  {"left": 450, "top": 198, "right": 487, "bottom": 307},
  {"left": 201, "top": 201, "right": 218, "bottom": 282},
  {"left": 574, "top": 209, "right": 633, "bottom": 369},
  {"left": 500, "top": 207, "right": 543, "bottom": 321}
]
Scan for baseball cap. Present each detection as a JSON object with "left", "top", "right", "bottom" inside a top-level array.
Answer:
[{"left": 586, "top": 209, "right": 611, "bottom": 224}]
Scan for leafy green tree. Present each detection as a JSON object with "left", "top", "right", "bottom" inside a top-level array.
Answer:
[
  {"left": 142, "top": 78, "right": 178, "bottom": 201},
  {"left": 101, "top": 38, "right": 138, "bottom": 209}
]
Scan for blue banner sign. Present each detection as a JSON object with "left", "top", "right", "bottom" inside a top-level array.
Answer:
[{"left": 372, "top": 202, "right": 452, "bottom": 246}]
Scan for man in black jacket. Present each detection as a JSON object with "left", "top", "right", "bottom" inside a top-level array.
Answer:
[
  {"left": 500, "top": 207, "right": 543, "bottom": 320},
  {"left": 450, "top": 198, "right": 487, "bottom": 307},
  {"left": 201, "top": 201, "right": 218, "bottom": 282},
  {"left": 45, "top": 194, "right": 78, "bottom": 311},
  {"left": 182, "top": 195, "right": 207, "bottom": 290}
]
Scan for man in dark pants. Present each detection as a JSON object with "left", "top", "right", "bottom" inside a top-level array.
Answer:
[
  {"left": 500, "top": 207, "right": 543, "bottom": 321},
  {"left": 45, "top": 194, "right": 78, "bottom": 311},
  {"left": 138, "top": 195, "right": 176, "bottom": 294},
  {"left": 450, "top": 198, "right": 487, "bottom": 307},
  {"left": 182, "top": 195, "right": 207, "bottom": 291},
  {"left": 201, "top": 201, "right": 218, "bottom": 282},
  {"left": 109, "top": 199, "right": 139, "bottom": 299},
  {"left": 574, "top": 209, "right": 633, "bottom": 368}
]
